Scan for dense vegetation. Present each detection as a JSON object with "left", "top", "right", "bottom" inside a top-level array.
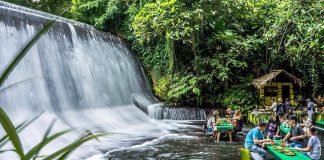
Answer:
[
  {"left": 3, "top": 0, "right": 72, "bottom": 16},
  {"left": 4, "top": 0, "right": 324, "bottom": 112}
]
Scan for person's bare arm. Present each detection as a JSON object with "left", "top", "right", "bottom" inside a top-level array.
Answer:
[
  {"left": 253, "top": 138, "right": 270, "bottom": 145},
  {"left": 269, "top": 105, "right": 274, "bottom": 110},
  {"left": 212, "top": 121, "right": 217, "bottom": 128},
  {"left": 297, "top": 146, "right": 312, "bottom": 152},
  {"left": 290, "top": 134, "right": 306, "bottom": 141},
  {"left": 282, "top": 132, "right": 291, "bottom": 141}
]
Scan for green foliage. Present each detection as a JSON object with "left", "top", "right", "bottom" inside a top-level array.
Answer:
[
  {"left": 24, "top": 120, "right": 70, "bottom": 159},
  {"left": 0, "top": 106, "right": 107, "bottom": 159},
  {"left": 167, "top": 74, "right": 201, "bottom": 103},
  {"left": 8, "top": 0, "right": 322, "bottom": 110},
  {"left": 43, "top": 133, "right": 107, "bottom": 160},
  {"left": 132, "top": 0, "right": 198, "bottom": 43},
  {"left": 213, "top": 75, "right": 259, "bottom": 115},
  {"left": 154, "top": 75, "right": 169, "bottom": 100},
  {"left": 221, "top": 86, "right": 257, "bottom": 116},
  {"left": 3, "top": 0, "right": 72, "bottom": 16},
  {"left": 0, "top": 107, "right": 26, "bottom": 159},
  {"left": 155, "top": 74, "right": 201, "bottom": 105},
  {"left": 69, "top": 0, "right": 323, "bottom": 110},
  {"left": 249, "top": 0, "right": 324, "bottom": 97},
  {"left": 0, "top": 112, "right": 43, "bottom": 149},
  {"left": 71, "top": 0, "right": 127, "bottom": 30}
]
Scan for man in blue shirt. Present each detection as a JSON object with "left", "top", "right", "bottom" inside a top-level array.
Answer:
[{"left": 245, "top": 122, "right": 271, "bottom": 157}]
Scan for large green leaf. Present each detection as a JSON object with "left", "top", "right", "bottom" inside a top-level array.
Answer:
[
  {"left": 43, "top": 133, "right": 108, "bottom": 160},
  {"left": 0, "top": 107, "right": 26, "bottom": 159},
  {"left": 0, "top": 121, "right": 25, "bottom": 147},
  {"left": 0, "top": 20, "right": 55, "bottom": 88},
  {"left": 0, "top": 111, "right": 43, "bottom": 149},
  {"left": 56, "top": 150, "right": 72, "bottom": 160}
]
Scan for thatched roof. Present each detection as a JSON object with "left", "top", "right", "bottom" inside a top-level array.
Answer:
[{"left": 252, "top": 70, "right": 305, "bottom": 89}]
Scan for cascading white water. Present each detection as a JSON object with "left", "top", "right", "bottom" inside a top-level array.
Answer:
[
  {"left": 0, "top": 2, "right": 206, "bottom": 159},
  {"left": 147, "top": 104, "right": 206, "bottom": 120},
  {"left": 0, "top": 2, "right": 162, "bottom": 159},
  {"left": 0, "top": 0, "right": 157, "bottom": 126}
]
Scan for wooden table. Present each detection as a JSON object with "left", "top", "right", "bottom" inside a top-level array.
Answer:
[{"left": 265, "top": 140, "right": 311, "bottom": 160}]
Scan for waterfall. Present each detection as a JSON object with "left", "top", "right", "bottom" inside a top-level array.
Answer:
[
  {"left": 0, "top": 2, "right": 205, "bottom": 159},
  {"left": 147, "top": 104, "right": 206, "bottom": 120},
  {"left": 0, "top": 0, "right": 158, "bottom": 125},
  {"left": 0, "top": 1, "right": 161, "bottom": 159}
]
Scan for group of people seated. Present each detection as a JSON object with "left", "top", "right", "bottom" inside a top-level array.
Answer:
[
  {"left": 245, "top": 114, "right": 321, "bottom": 160},
  {"left": 206, "top": 108, "right": 243, "bottom": 142},
  {"left": 204, "top": 97, "right": 321, "bottom": 159}
]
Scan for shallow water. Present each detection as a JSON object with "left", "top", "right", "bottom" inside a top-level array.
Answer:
[
  {"left": 87, "top": 121, "right": 243, "bottom": 160},
  {"left": 87, "top": 121, "right": 324, "bottom": 160}
]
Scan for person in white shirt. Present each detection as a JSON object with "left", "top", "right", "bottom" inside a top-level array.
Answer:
[
  {"left": 267, "top": 98, "right": 277, "bottom": 113},
  {"left": 295, "top": 127, "right": 321, "bottom": 160},
  {"left": 206, "top": 110, "right": 220, "bottom": 141}
]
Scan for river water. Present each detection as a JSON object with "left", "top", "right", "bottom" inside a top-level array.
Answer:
[
  {"left": 86, "top": 120, "right": 324, "bottom": 160},
  {"left": 87, "top": 120, "right": 243, "bottom": 160}
]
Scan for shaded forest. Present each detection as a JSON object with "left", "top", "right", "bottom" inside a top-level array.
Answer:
[{"left": 5, "top": 0, "right": 324, "bottom": 112}]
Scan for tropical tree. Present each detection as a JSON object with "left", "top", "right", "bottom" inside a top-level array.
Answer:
[
  {"left": 6, "top": 0, "right": 322, "bottom": 110},
  {"left": 69, "top": 0, "right": 323, "bottom": 109}
]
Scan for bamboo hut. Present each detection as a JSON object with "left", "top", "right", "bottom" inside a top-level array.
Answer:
[{"left": 252, "top": 70, "right": 305, "bottom": 106}]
